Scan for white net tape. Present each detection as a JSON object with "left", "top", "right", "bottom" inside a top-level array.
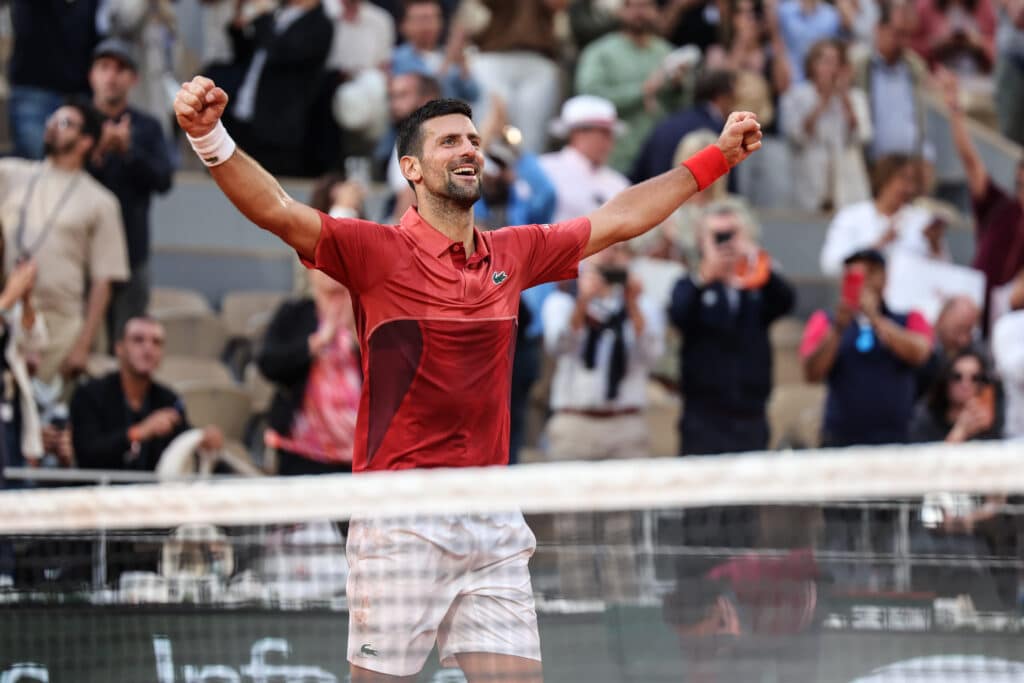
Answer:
[{"left": 2, "top": 441, "right": 1022, "bottom": 533}]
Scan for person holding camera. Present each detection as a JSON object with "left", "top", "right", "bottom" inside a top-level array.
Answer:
[
  {"left": 669, "top": 200, "right": 795, "bottom": 456},
  {"left": 541, "top": 241, "right": 665, "bottom": 600},
  {"left": 800, "top": 248, "right": 932, "bottom": 447}
]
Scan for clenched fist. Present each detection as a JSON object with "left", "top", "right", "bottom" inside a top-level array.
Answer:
[
  {"left": 716, "top": 111, "right": 762, "bottom": 168},
  {"left": 174, "top": 76, "right": 229, "bottom": 138}
]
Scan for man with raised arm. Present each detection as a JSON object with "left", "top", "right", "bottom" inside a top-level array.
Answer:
[{"left": 174, "top": 75, "right": 760, "bottom": 683}]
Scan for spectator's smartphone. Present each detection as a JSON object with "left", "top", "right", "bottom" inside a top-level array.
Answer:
[
  {"left": 978, "top": 385, "right": 996, "bottom": 424},
  {"left": 842, "top": 267, "right": 865, "bottom": 308}
]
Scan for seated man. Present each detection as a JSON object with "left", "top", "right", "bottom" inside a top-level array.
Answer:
[{"left": 70, "top": 316, "right": 222, "bottom": 471}]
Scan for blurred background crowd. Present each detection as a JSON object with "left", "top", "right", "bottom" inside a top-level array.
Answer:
[{"left": 0, "top": 0, "right": 1020, "bottom": 489}]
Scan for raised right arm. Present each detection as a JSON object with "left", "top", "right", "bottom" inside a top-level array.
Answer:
[{"left": 173, "top": 76, "right": 322, "bottom": 261}]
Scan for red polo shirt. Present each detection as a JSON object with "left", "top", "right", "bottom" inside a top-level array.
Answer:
[{"left": 302, "top": 208, "right": 591, "bottom": 472}]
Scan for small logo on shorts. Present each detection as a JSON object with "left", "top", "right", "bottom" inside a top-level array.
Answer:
[
  {"left": 360, "top": 644, "right": 379, "bottom": 657},
  {"left": 492, "top": 271, "right": 508, "bottom": 285}
]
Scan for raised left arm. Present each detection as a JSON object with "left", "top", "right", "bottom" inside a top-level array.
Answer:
[{"left": 585, "top": 112, "right": 761, "bottom": 257}]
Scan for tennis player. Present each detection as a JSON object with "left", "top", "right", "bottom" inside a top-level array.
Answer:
[{"left": 174, "top": 76, "right": 761, "bottom": 683}]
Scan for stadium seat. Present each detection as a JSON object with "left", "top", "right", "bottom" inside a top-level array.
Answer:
[
  {"left": 767, "top": 383, "right": 826, "bottom": 450},
  {"left": 220, "top": 290, "right": 287, "bottom": 340},
  {"left": 771, "top": 316, "right": 806, "bottom": 386},
  {"left": 243, "top": 362, "right": 276, "bottom": 415},
  {"left": 178, "top": 383, "right": 252, "bottom": 443},
  {"left": 153, "top": 310, "right": 228, "bottom": 359},
  {"left": 149, "top": 286, "right": 212, "bottom": 316},
  {"left": 156, "top": 355, "right": 236, "bottom": 391}
]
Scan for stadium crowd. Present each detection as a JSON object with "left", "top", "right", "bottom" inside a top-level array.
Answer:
[{"left": 0, "top": 0, "right": 1023, "bottom": 611}]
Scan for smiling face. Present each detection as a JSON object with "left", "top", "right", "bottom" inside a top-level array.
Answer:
[{"left": 402, "top": 113, "right": 484, "bottom": 208}]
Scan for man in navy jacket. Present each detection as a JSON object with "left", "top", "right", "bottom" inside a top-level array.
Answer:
[{"left": 669, "top": 201, "right": 795, "bottom": 455}]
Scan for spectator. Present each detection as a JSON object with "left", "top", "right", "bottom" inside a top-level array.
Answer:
[
  {"left": 391, "top": 0, "right": 480, "bottom": 102},
  {"left": 541, "top": 242, "right": 665, "bottom": 600},
  {"left": 854, "top": 1, "right": 929, "bottom": 160},
  {"left": 775, "top": 0, "right": 845, "bottom": 83},
  {"left": 0, "top": 260, "right": 46, "bottom": 474},
  {"left": 819, "top": 154, "right": 935, "bottom": 277},
  {"left": 259, "top": 268, "right": 361, "bottom": 476},
  {"left": 801, "top": 249, "right": 932, "bottom": 446},
  {"left": 227, "top": 0, "right": 334, "bottom": 176},
  {"left": 470, "top": 0, "right": 568, "bottom": 155},
  {"left": 325, "top": 0, "right": 396, "bottom": 77},
  {"left": 917, "top": 295, "right": 982, "bottom": 395},
  {"left": 993, "top": 309, "right": 1024, "bottom": 439},
  {"left": 567, "top": 0, "right": 620, "bottom": 51},
  {"left": 910, "top": 348, "right": 1002, "bottom": 442},
  {"left": 0, "top": 101, "right": 129, "bottom": 387},
  {"left": 103, "top": 0, "right": 180, "bottom": 140},
  {"left": 660, "top": 0, "right": 722, "bottom": 52},
  {"left": 86, "top": 39, "right": 173, "bottom": 345},
  {"left": 7, "top": 0, "right": 102, "bottom": 159},
  {"left": 838, "top": 0, "right": 881, "bottom": 50},
  {"left": 70, "top": 316, "right": 223, "bottom": 471},
  {"left": 705, "top": 0, "right": 792, "bottom": 128},
  {"left": 383, "top": 72, "right": 444, "bottom": 219},
  {"left": 631, "top": 69, "right": 737, "bottom": 183},
  {"left": 575, "top": 0, "right": 680, "bottom": 174},
  {"left": 781, "top": 39, "right": 872, "bottom": 212},
  {"left": 940, "top": 69, "right": 1024, "bottom": 332},
  {"left": 669, "top": 201, "right": 795, "bottom": 455},
  {"left": 199, "top": 0, "right": 238, "bottom": 72},
  {"left": 539, "top": 95, "right": 631, "bottom": 223},
  {"left": 911, "top": 0, "right": 997, "bottom": 75},
  {"left": 995, "top": 0, "right": 1024, "bottom": 145}
]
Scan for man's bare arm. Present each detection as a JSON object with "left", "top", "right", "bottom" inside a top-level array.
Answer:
[
  {"left": 173, "top": 76, "right": 322, "bottom": 261},
  {"left": 585, "top": 112, "right": 761, "bottom": 257}
]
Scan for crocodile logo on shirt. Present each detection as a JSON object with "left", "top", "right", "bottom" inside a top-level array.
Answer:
[
  {"left": 360, "top": 644, "right": 379, "bottom": 657},
  {"left": 492, "top": 271, "right": 508, "bottom": 285}
]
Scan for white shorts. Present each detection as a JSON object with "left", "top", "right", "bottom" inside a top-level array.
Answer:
[{"left": 345, "top": 511, "right": 541, "bottom": 677}]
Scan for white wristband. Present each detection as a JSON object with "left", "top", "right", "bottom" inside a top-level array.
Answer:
[{"left": 187, "top": 120, "right": 236, "bottom": 167}]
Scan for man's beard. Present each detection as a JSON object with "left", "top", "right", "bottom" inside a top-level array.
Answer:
[
  {"left": 43, "top": 138, "right": 76, "bottom": 158},
  {"left": 442, "top": 176, "right": 482, "bottom": 208}
]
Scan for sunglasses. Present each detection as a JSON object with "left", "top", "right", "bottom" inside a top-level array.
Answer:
[{"left": 950, "top": 372, "right": 986, "bottom": 384}]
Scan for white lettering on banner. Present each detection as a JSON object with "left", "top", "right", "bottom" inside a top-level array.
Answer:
[
  {"left": 0, "top": 663, "right": 50, "bottom": 683},
  {"left": 152, "top": 636, "right": 338, "bottom": 683}
]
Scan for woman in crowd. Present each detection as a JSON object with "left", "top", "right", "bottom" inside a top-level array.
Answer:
[
  {"left": 909, "top": 348, "right": 1003, "bottom": 443},
  {"left": 257, "top": 175, "right": 363, "bottom": 475},
  {"left": 781, "top": 38, "right": 872, "bottom": 212}
]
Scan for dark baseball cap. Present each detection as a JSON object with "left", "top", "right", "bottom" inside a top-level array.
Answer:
[
  {"left": 93, "top": 38, "right": 138, "bottom": 72},
  {"left": 843, "top": 247, "right": 886, "bottom": 267}
]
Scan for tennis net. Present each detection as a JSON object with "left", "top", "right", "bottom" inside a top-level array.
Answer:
[{"left": 1, "top": 441, "right": 1023, "bottom": 682}]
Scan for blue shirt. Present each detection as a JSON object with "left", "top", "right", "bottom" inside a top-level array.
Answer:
[
  {"left": 868, "top": 55, "right": 918, "bottom": 158},
  {"left": 390, "top": 43, "right": 480, "bottom": 103},
  {"left": 777, "top": 0, "right": 841, "bottom": 82}
]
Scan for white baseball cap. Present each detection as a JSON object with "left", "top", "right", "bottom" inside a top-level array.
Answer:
[{"left": 549, "top": 95, "right": 626, "bottom": 138}]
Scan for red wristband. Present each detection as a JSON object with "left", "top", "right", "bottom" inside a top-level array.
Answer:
[{"left": 681, "top": 144, "right": 730, "bottom": 191}]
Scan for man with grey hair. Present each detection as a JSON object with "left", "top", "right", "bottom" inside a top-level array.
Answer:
[{"left": 668, "top": 200, "right": 795, "bottom": 455}]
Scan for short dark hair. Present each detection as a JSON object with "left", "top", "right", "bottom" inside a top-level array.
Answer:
[
  {"left": 803, "top": 39, "right": 847, "bottom": 83},
  {"left": 694, "top": 69, "right": 736, "bottom": 105},
  {"left": 118, "top": 315, "right": 161, "bottom": 342},
  {"left": 395, "top": 97, "right": 473, "bottom": 170},
  {"left": 64, "top": 96, "right": 103, "bottom": 150}
]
